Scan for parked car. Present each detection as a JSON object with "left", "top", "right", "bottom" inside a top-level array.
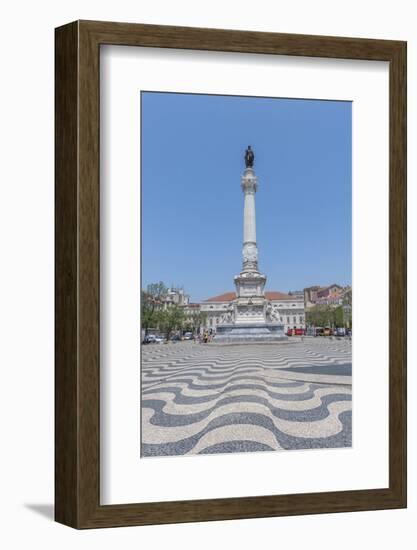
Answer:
[
  {"left": 183, "top": 332, "right": 194, "bottom": 340},
  {"left": 170, "top": 334, "right": 181, "bottom": 342},
  {"left": 143, "top": 334, "right": 165, "bottom": 344}
]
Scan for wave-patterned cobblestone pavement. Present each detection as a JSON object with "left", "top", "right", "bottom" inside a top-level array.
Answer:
[{"left": 141, "top": 339, "right": 352, "bottom": 457}]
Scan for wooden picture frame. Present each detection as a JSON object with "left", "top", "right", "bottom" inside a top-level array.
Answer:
[{"left": 55, "top": 20, "right": 407, "bottom": 528}]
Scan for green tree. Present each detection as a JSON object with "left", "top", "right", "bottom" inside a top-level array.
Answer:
[
  {"left": 158, "top": 305, "right": 185, "bottom": 340},
  {"left": 141, "top": 281, "right": 168, "bottom": 338},
  {"left": 306, "top": 302, "right": 350, "bottom": 329},
  {"left": 333, "top": 305, "right": 344, "bottom": 327},
  {"left": 306, "top": 305, "right": 330, "bottom": 327},
  {"left": 182, "top": 310, "right": 208, "bottom": 335},
  {"left": 342, "top": 288, "right": 352, "bottom": 328},
  {"left": 188, "top": 311, "right": 207, "bottom": 335}
]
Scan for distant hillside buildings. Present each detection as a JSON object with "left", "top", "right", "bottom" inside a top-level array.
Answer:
[
  {"left": 163, "top": 287, "right": 190, "bottom": 307},
  {"left": 304, "top": 284, "right": 351, "bottom": 308}
]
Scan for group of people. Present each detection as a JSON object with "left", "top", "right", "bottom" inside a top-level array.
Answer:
[{"left": 196, "top": 330, "right": 215, "bottom": 344}]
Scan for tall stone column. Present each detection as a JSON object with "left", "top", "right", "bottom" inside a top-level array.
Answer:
[
  {"left": 241, "top": 167, "right": 259, "bottom": 272},
  {"left": 233, "top": 148, "right": 267, "bottom": 324},
  {"left": 214, "top": 146, "right": 287, "bottom": 341}
]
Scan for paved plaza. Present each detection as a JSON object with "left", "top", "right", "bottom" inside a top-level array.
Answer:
[{"left": 141, "top": 338, "right": 352, "bottom": 457}]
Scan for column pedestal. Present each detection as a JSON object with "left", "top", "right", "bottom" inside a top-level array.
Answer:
[{"left": 214, "top": 322, "right": 287, "bottom": 343}]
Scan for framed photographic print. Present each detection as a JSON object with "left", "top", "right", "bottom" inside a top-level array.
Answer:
[{"left": 55, "top": 20, "right": 406, "bottom": 528}]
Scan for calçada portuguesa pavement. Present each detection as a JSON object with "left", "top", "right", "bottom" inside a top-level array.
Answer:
[{"left": 141, "top": 337, "right": 352, "bottom": 457}]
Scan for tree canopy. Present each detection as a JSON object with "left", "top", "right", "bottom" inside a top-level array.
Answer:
[
  {"left": 141, "top": 282, "right": 206, "bottom": 340},
  {"left": 141, "top": 281, "right": 168, "bottom": 336},
  {"left": 306, "top": 304, "right": 351, "bottom": 328}
]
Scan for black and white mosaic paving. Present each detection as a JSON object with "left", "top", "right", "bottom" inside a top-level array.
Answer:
[{"left": 141, "top": 339, "right": 352, "bottom": 457}]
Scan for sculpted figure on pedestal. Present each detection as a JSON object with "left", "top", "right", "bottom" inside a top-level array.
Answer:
[
  {"left": 220, "top": 303, "right": 234, "bottom": 324},
  {"left": 244, "top": 145, "right": 254, "bottom": 168},
  {"left": 266, "top": 303, "right": 280, "bottom": 322}
]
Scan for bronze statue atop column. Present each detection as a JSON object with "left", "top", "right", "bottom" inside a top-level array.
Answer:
[{"left": 244, "top": 145, "right": 254, "bottom": 168}]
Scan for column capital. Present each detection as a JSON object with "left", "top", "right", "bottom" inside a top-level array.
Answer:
[{"left": 241, "top": 167, "right": 258, "bottom": 194}]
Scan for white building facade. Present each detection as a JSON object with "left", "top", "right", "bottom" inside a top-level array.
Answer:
[{"left": 163, "top": 287, "right": 190, "bottom": 308}]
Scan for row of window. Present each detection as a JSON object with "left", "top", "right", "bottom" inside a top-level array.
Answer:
[
  {"left": 207, "top": 315, "right": 305, "bottom": 326},
  {"left": 205, "top": 302, "right": 302, "bottom": 310}
]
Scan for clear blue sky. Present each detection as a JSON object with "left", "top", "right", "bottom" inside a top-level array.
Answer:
[{"left": 141, "top": 92, "right": 352, "bottom": 302}]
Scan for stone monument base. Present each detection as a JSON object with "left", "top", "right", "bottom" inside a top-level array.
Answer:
[{"left": 214, "top": 322, "right": 287, "bottom": 343}]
